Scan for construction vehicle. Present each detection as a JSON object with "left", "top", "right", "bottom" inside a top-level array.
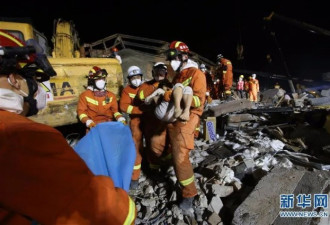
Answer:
[{"left": 0, "top": 18, "right": 123, "bottom": 127}]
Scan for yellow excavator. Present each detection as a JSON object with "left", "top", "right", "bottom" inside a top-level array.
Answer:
[{"left": 0, "top": 18, "right": 123, "bottom": 127}]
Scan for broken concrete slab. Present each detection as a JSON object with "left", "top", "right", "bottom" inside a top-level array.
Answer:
[
  {"left": 227, "top": 113, "right": 259, "bottom": 123},
  {"left": 208, "top": 196, "right": 223, "bottom": 214},
  {"left": 212, "top": 184, "right": 234, "bottom": 197},
  {"left": 210, "top": 99, "right": 254, "bottom": 117},
  {"left": 208, "top": 212, "right": 222, "bottom": 225},
  {"left": 232, "top": 167, "right": 330, "bottom": 225}
]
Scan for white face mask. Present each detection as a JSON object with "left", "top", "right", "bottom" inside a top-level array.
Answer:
[
  {"left": 95, "top": 79, "right": 106, "bottom": 90},
  {"left": 35, "top": 84, "right": 47, "bottom": 110},
  {"left": 154, "top": 75, "right": 165, "bottom": 82},
  {"left": 131, "top": 79, "right": 142, "bottom": 87},
  {"left": 0, "top": 88, "right": 24, "bottom": 114},
  {"left": 170, "top": 60, "right": 181, "bottom": 72}
]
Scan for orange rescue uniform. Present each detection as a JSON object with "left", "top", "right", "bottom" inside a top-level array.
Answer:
[
  {"left": 119, "top": 85, "right": 144, "bottom": 180},
  {"left": 137, "top": 80, "right": 169, "bottom": 170},
  {"left": 249, "top": 78, "right": 259, "bottom": 102},
  {"left": 217, "top": 58, "right": 233, "bottom": 97},
  {"left": 163, "top": 66, "right": 206, "bottom": 198},
  {"left": 0, "top": 110, "right": 135, "bottom": 225},
  {"left": 77, "top": 89, "right": 123, "bottom": 127}
]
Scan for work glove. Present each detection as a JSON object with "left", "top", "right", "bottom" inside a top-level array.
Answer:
[
  {"left": 86, "top": 119, "right": 96, "bottom": 128},
  {"left": 117, "top": 117, "right": 127, "bottom": 125},
  {"left": 206, "top": 91, "right": 210, "bottom": 96}
]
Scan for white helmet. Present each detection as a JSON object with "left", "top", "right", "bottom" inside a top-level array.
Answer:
[
  {"left": 127, "top": 66, "right": 143, "bottom": 78},
  {"left": 200, "top": 64, "right": 206, "bottom": 70},
  {"left": 217, "top": 54, "right": 223, "bottom": 60}
]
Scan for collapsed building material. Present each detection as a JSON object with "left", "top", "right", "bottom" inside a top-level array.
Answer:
[
  {"left": 232, "top": 167, "right": 330, "bottom": 225},
  {"left": 209, "top": 99, "right": 254, "bottom": 117}
]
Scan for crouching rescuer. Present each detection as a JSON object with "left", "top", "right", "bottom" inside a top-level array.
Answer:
[{"left": 77, "top": 66, "right": 126, "bottom": 132}]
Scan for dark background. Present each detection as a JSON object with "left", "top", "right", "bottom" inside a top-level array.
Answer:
[{"left": 2, "top": 0, "right": 330, "bottom": 88}]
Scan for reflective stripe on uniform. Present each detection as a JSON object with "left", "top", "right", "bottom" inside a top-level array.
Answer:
[
  {"left": 133, "top": 164, "right": 141, "bottom": 170},
  {"left": 128, "top": 93, "right": 136, "bottom": 98},
  {"left": 193, "top": 96, "right": 201, "bottom": 107},
  {"left": 195, "top": 127, "right": 200, "bottom": 131},
  {"left": 225, "top": 90, "right": 231, "bottom": 95},
  {"left": 227, "top": 62, "right": 231, "bottom": 65},
  {"left": 180, "top": 175, "right": 195, "bottom": 186},
  {"left": 79, "top": 113, "right": 88, "bottom": 120},
  {"left": 127, "top": 105, "right": 133, "bottom": 114},
  {"left": 139, "top": 90, "right": 145, "bottom": 100},
  {"left": 123, "top": 197, "right": 135, "bottom": 225},
  {"left": 114, "top": 112, "right": 122, "bottom": 117},
  {"left": 223, "top": 71, "right": 227, "bottom": 73},
  {"left": 182, "top": 77, "right": 192, "bottom": 87},
  {"left": 86, "top": 97, "right": 98, "bottom": 105},
  {"left": 149, "top": 164, "right": 160, "bottom": 169}
]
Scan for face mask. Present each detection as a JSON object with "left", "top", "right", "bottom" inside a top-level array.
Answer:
[
  {"left": 95, "top": 79, "right": 106, "bottom": 90},
  {"left": 35, "top": 84, "right": 47, "bottom": 110},
  {"left": 0, "top": 88, "right": 24, "bottom": 114},
  {"left": 131, "top": 79, "right": 142, "bottom": 87},
  {"left": 170, "top": 60, "right": 181, "bottom": 72},
  {"left": 155, "top": 75, "right": 165, "bottom": 82}
]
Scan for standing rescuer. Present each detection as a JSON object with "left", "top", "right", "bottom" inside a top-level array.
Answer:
[
  {"left": 165, "top": 41, "right": 206, "bottom": 210},
  {"left": 77, "top": 66, "right": 126, "bottom": 132},
  {"left": 249, "top": 73, "right": 259, "bottom": 102},
  {"left": 216, "top": 53, "right": 233, "bottom": 99},
  {"left": 119, "top": 65, "right": 144, "bottom": 190},
  {"left": 0, "top": 31, "right": 136, "bottom": 225}
]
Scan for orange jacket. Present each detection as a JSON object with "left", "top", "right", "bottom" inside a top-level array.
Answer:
[
  {"left": 249, "top": 78, "right": 259, "bottom": 92},
  {"left": 77, "top": 89, "right": 122, "bottom": 124},
  {"left": 0, "top": 110, "right": 135, "bottom": 225},
  {"left": 119, "top": 85, "right": 143, "bottom": 117},
  {"left": 218, "top": 58, "right": 233, "bottom": 90},
  {"left": 164, "top": 67, "right": 206, "bottom": 116}
]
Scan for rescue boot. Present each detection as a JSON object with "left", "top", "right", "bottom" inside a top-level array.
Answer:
[
  {"left": 130, "top": 180, "right": 139, "bottom": 190},
  {"left": 179, "top": 197, "right": 194, "bottom": 211},
  {"left": 129, "top": 180, "right": 140, "bottom": 196}
]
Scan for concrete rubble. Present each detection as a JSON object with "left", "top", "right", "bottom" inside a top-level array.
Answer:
[{"left": 129, "top": 105, "right": 330, "bottom": 224}]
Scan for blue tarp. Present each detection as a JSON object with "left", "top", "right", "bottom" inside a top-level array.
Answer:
[{"left": 74, "top": 122, "right": 136, "bottom": 192}]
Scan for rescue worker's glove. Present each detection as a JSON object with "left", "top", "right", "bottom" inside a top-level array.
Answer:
[
  {"left": 144, "top": 88, "right": 165, "bottom": 105},
  {"left": 117, "top": 117, "right": 127, "bottom": 125},
  {"left": 86, "top": 119, "right": 96, "bottom": 128}
]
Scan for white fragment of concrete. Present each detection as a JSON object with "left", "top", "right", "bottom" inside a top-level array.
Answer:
[
  {"left": 232, "top": 180, "right": 242, "bottom": 191},
  {"left": 144, "top": 186, "right": 154, "bottom": 195},
  {"left": 141, "top": 198, "right": 156, "bottom": 208},
  {"left": 219, "top": 166, "right": 236, "bottom": 184},
  {"left": 270, "top": 139, "right": 285, "bottom": 151},
  {"left": 208, "top": 212, "right": 222, "bottom": 225},
  {"left": 209, "top": 196, "right": 223, "bottom": 214},
  {"left": 199, "top": 194, "right": 208, "bottom": 208},
  {"left": 212, "top": 184, "right": 234, "bottom": 197},
  {"left": 279, "top": 158, "right": 293, "bottom": 168}
]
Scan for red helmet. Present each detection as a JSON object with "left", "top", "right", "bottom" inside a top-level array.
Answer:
[
  {"left": 169, "top": 41, "right": 189, "bottom": 53},
  {"left": 111, "top": 47, "right": 118, "bottom": 52},
  {"left": 167, "top": 41, "right": 189, "bottom": 61},
  {"left": 87, "top": 66, "right": 108, "bottom": 80}
]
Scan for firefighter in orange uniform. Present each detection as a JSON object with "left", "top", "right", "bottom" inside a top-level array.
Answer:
[
  {"left": 0, "top": 31, "right": 135, "bottom": 225},
  {"left": 136, "top": 62, "right": 170, "bottom": 172},
  {"left": 77, "top": 66, "right": 126, "bottom": 132},
  {"left": 164, "top": 41, "right": 206, "bottom": 210},
  {"left": 216, "top": 54, "right": 233, "bottom": 99},
  {"left": 249, "top": 73, "right": 259, "bottom": 102},
  {"left": 119, "top": 65, "right": 144, "bottom": 190}
]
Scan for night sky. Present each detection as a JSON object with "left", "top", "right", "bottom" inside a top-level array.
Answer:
[{"left": 2, "top": 0, "right": 330, "bottom": 84}]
